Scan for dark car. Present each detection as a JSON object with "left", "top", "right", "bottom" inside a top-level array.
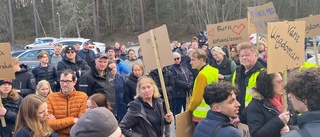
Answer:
[{"left": 11, "top": 48, "right": 54, "bottom": 70}]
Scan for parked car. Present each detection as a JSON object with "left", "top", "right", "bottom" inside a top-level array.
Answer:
[
  {"left": 11, "top": 48, "right": 55, "bottom": 70},
  {"left": 306, "top": 36, "right": 320, "bottom": 46},
  {"left": 24, "top": 37, "right": 57, "bottom": 49},
  {"left": 50, "top": 38, "right": 104, "bottom": 54}
]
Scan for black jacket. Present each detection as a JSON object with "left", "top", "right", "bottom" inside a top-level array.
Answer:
[
  {"left": 57, "top": 55, "right": 90, "bottom": 79},
  {"left": 233, "top": 58, "right": 267, "bottom": 123},
  {"left": 120, "top": 97, "right": 169, "bottom": 137},
  {"left": 77, "top": 61, "right": 115, "bottom": 110},
  {"left": 182, "top": 56, "right": 199, "bottom": 81},
  {"left": 149, "top": 67, "right": 175, "bottom": 101},
  {"left": 12, "top": 64, "right": 36, "bottom": 97},
  {"left": 0, "top": 96, "right": 23, "bottom": 137},
  {"left": 282, "top": 111, "right": 320, "bottom": 137},
  {"left": 246, "top": 90, "right": 297, "bottom": 137},
  {"left": 169, "top": 63, "right": 193, "bottom": 98},
  {"left": 123, "top": 73, "right": 139, "bottom": 104},
  {"left": 31, "top": 64, "right": 58, "bottom": 92}
]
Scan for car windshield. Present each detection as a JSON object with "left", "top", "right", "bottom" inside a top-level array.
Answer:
[
  {"left": 35, "top": 39, "right": 53, "bottom": 45},
  {"left": 11, "top": 51, "right": 24, "bottom": 57}
]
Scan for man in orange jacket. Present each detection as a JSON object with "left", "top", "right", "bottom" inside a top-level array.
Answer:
[{"left": 46, "top": 69, "right": 88, "bottom": 137}]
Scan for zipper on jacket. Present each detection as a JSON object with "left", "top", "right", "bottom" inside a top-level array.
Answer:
[
  {"left": 263, "top": 104, "right": 280, "bottom": 115},
  {"left": 66, "top": 95, "right": 69, "bottom": 117}
]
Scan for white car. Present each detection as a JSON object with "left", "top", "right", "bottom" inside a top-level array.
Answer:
[
  {"left": 24, "top": 37, "right": 57, "bottom": 49},
  {"left": 50, "top": 38, "right": 105, "bottom": 54}
]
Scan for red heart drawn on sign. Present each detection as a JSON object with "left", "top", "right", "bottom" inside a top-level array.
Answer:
[
  {"left": 232, "top": 24, "right": 246, "bottom": 35},
  {"left": 208, "top": 28, "right": 215, "bottom": 37}
]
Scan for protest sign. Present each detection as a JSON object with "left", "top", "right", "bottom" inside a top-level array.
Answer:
[
  {"left": 0, "top": 43, "right": 15, "bottom": 80},
  {"left": 138, "top": 25, "right": 174, "bottom": 113},
  {"left": 206, "top": 18, "right": 249, "bottom": 47},
  {"left": 238, "top": 123, "right": 251, "bottom": 137},
  {"left": 138, "top": 25, "right": 174, "bottom": 71},
  {"left": 176, "top": 111, "right": 195, "bottom": 137},
  {"left": 267, "top": 21, "right": 305, "bottom": 74},
  {"left": 295, "top": 14, "right": 320, "bottom": 37},
  {"left": 248, "top": 11, "right": 257, "bottom": 34},
  {"left": 248, "top": 2, "right": 279, "bottom": 34}
]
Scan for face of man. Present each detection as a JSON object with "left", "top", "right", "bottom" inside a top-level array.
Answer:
[
  {"left": 191, "top": 42, "right": 198, "bottom": 49},
  {"left": 128, "top": 51, "right": 135, "bottom": 59},
  {"left": 66, "top": 50, "right": 76, "bottom": 61},
  {"left": 181, "top": 43, "right": 186, "bottom": 49},
  {"left": 107, "top": 50, "right": 115, "bottom": 59},
  {"left": 83, "top": 43, "right": 89, "bottom": 51},
  {"left": 216, "top": 92, "right": 240, "bottom": 119},
  {"left": 190, "top": 56, "right": 203, "bottom": 70},
  {"left": 239, "top": 49, "right": 258, "bottom": 70},
  {"left": 288, "top": 93, "right": 308, "bottom": 113},
  {"left": 59, "top": 74, "right": 76, "bottom": 95},
  {"left": 95, "top": 58, "right": 108, "bottom": 72},
  {"left": 54, "top": 46, "right": 62, "bottom": 55},
  {"left": 39, "top": 54, "right": 49, "bottom": 64}
]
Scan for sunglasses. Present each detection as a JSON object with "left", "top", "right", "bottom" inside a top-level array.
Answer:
[
  {"left": 174, "top": 58, "right": 180, "bottom": 61},
  {"left": 66, "top": 51, "right": 75, "bottom": 54}
]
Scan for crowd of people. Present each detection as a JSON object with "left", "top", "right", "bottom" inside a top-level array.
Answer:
[{"left": 0, "top": 32, "right": 320, "bottom": 137}]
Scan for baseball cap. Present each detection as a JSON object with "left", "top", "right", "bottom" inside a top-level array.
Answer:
[
  {"left": 65, "top": 45, "right": 76, "bottom": 53},
  {"left": 96, "top": 52, "right": 108, "bottom": 59}
]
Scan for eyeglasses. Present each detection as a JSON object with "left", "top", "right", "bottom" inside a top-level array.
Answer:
[
  {"left": 66, "top": 51, "right": 75, "bottom": 54},
  {"left": 174, "top": 58, "right": 180, "bottom": 61},
  {"left": 59, "top": 80, "right": 73, "bottom": 84},
  {"left": 273, "top": 80, "right": 283, "bottom": 85}
]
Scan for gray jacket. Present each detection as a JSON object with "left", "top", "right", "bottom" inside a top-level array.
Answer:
[{"left": 282, "top": 111, "right": 320, "bottom": 137}]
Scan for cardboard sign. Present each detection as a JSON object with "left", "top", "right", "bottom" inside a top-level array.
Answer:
[
  {"left": 176, "top": 111, "right": 195, "bottom": 137},
  {"left": 248, "top": 2, "right": 279, "bottom": 34},
  {"left": 267, "top": 21, "right": 305, "bottom": 74},
  {"left": 206, "top": 18, "right": 249, "bottom": 47},
  {"left": 248, "top": 11, "right": 257, "bottom": 34},
  {"left": 0, "top": 43, "right": 15, "bottom": 80},
  {"left": 138, "top": 25, "right": 174, "bottom": 71},
  {"left": 295, "top": 14, "right": 320, "bottom": 37},
  {"left": 238, "top": 123, "right": 251, "bottom": 137}
]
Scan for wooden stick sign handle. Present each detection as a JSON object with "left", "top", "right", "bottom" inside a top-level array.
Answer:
[
  {"left": 150, "top": 30, "right": 171, "bottom": 113},
  {"left": 0, "top": 96, "right": 6, "bottom": 127}
]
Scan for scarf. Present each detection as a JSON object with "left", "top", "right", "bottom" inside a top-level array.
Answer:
[{"left": 269, "top": 95, "right": 283, "bottom": 113}]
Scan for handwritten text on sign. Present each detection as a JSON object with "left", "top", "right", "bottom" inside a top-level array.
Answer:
[
  {"left": 0, "top": 43, "right": 15, "bottom": 79},
  {"left": 296, "top": 14, "right": 320, "bottom": 37},
  {"left": 267, "top": 21, "right": 305, "bottom": 74},
  {"left": 248, "top": 2, "right": 279, "bottom": 34},
  {"left": 206, "top": 18, "right": 249, "bottom": 47}
]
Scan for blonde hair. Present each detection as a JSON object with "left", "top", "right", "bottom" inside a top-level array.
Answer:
[
  {"left": 131, "top": 62, "right": 145, "bottom": 75},
  {"left": 14, "top": 94, "right": 53, "bottom": 137},
  {"left": 36, "top": 80, "right": 53, "bottom": 97},
  {"left": 190, "top": 49, "right": 207, "bottom": 62},
  {"left": 134, "top": 76, "right": 161, "bottom": 99},
  {"left": 237, "top": 42, "right": 259, "bottom": 55}
]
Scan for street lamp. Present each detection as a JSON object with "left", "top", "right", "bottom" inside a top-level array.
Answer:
[{"left": 56, "top": 12, "right": 62, "bottom": 38}]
